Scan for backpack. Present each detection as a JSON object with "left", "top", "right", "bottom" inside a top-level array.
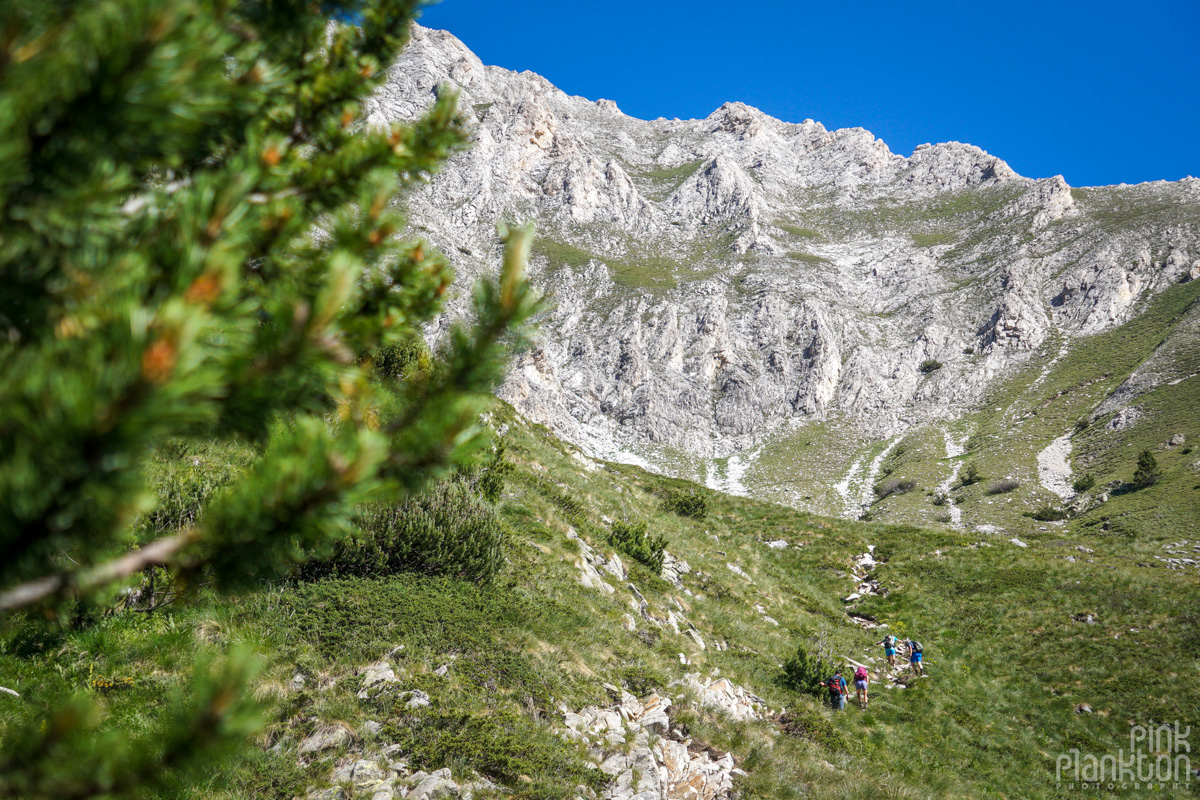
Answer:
[
  {"left": 884, "top": 635, "right": 896, "bottom": 648},
  {"left": 827, "top": 675, "right": 844, "bottom": 694},
  {"left": 854, "top": 666, "right": 869, "bottom": 681},
  {"left": 911, "top": 641, "right": 923, "bottom": 654}
]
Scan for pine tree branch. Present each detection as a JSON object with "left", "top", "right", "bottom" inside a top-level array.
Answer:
[{"left": 0, "top": 532, "right": 193, "bottom": 612}]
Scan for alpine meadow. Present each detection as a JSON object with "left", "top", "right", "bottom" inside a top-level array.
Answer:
[{"left": 1, "top": 3, "right": 1198, "bottom": 800}]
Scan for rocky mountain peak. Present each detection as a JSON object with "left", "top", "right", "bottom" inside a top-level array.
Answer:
[{"left": 380, "top": 24, "right": 1200, "bottom": 511}]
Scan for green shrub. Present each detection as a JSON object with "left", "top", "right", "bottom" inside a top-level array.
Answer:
[
  {"left": 919, "top": 359, "right": 943, "bottom": 374},
  {"left": 369, "top": 336, "right": 430, "bottom": 382},
  {"left": 931, "top": 493, "right": 949, "bottom": 507},
  {"left": 780, "top": 645, "right": 835, "bottom": 697},
  {"left": 960, "top": 463, "right": 982, "bottom": 486},
  {"left": 297, "top": 483, "right": 505, "bottom": 584},
  {"left": 607, "top": 520, "right": 667, "bottom": 574},
  {"left": 1072, "top": 473, "right": 1096, "bottom": 493},
  {"left": 661, "top": 488, "right": 708, "bottom": 520},
  {"left": 779, "top": 709, "right": 848, "bottom": 749},
  {"left": 962, "top": 346, "right": 975, "bottom": 355},
  {"left": 874, "top": 478, "right": 916, "bottom": 500},
  {"left": 617, "top": 661, "right": 669, "bottom": 697},
  {"left": 455, "top": 440, "right": 513, "bottom": 504},
  {"left": 1027, "top": 506, "right": 1069, "bottom": 522},
  {"left": 1133, "top": 449, "right": 1161, "bottom": 487},
  {"left": 986, "top": 479, "right": 1020, "bottom": 495}
]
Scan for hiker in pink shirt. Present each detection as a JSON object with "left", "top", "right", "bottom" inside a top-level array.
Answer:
[{"left": 853, "top": 665, "right": 870, "bottom": 709}]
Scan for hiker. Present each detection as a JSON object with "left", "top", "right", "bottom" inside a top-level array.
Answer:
[
  {"left": 827, "top": 669, "right": 847, "bottom": 711},
  {"left": 876, "top": 633, "right": 898, "bottom": 668},
  {"left": 853, "top": 664, "right": 870, "bottom": 709},
  {"left": 906, "top": 637, "right": 924, "bottom": 676}
]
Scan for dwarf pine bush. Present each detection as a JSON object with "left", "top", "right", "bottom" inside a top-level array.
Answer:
[
  {"left": 781, "top": 645, "right": 835, "bottom": 697},
  {"left": 1133, "top": 449, "right": 1161, "bottom": 487},
  {"left": 1027, "top": 506, "right": 1069, "bottom": 522},
  {"left": 607, "top": 520, "right": 668, "bottom": 574},
  {"left": 874, "top": 478, "right": 916, "bottom": 499},
  {"left": 661, "top": 488, "right": 708, "bottom": 519},
  {"left": 960, "top": 463, "right": 982, "bottom": 486},
  {"left": 0, "top": 0, "right": 537, "bottom": 792},
  {"left": 297, "top": 483, "right": 506, "bottom": 583}
]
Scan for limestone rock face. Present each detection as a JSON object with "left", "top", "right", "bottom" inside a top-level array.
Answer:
[
  {"left": 373, "top": 23, "right": 1200, "bottom": 505},
  {"left": 562, "top": 688, "right": 749, "bottom": 800}
]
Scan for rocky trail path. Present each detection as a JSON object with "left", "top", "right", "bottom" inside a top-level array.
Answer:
[
  {"left": 840, "top": 545, "right": 927, "bottom": 695},
  {"left": 1036, "top": 433, "right": 1075, "bottom": 503},
  {"left": 834, "top": 433, "right": 906, "bottom": 519},
  {"left": 935, "top": 429, "right": 968, "bottom": 528}
]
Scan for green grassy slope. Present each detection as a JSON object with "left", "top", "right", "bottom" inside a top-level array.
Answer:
[{"left": 2, "top": 398, "right": 1197, "bottom": 799}]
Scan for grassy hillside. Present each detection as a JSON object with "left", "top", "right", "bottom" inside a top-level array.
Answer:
[{"left": 3, "top": 397, "right": 1198, "bottom": 799}]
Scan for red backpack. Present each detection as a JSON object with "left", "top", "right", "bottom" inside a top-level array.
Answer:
[
  {"left": 854, "top": 666, "right": 869, "bottom": 682},
  {"left": 827, "top": 675, "right": 844, "bottom": 694}
]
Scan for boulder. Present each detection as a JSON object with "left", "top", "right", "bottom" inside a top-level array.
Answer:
[
  {"left": 358, "top": 661, "right": 400, "bottom": 698},
  {"left": 408, "top": 770, "right": 458, "bottom": 800},
  {"left": 298, "top": 724, "right": 353, "bottom": 755}
]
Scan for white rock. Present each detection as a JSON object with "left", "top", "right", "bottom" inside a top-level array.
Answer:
[{"left": 298, "top": 725, "right": 352, "bottom": 755}]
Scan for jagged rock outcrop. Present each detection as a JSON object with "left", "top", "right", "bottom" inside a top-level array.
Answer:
[
  {"left": 563, "top": 684, "right": 755, "bottom": 800},
  {"left": 372, "top": 23, "right": 1200, "bottom": 503}
]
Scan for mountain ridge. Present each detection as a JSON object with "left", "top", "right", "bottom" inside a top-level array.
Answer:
[{"left": 374, "top": 23, "right": 1200, "bottom": 524}]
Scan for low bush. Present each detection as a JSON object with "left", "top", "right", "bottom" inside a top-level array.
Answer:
[
  {"left": 779, "top": 709, "right": 849, "bottom": 750},
  {"left": 780, "top": 645, "right": 835, "bottom": 697},
  {"left": 369, "top": 337, "right": 430, "bottom": 382},
  {"left": 1027, "top": 506, "right": 1069, "bottom": 522},
  {"left": 296, "top": 483, "right": 505, "bottom": 584},
  {"left": 617, "top": 661, "right": 669, "bottom": 697},
  {"left": 661, "top": 488, "right": 708, "bottom": 519},
  {"left": 1072, "top": 473, "right": 1096, "bottom": 493},
  {"left": 874, "top": 478, "right": 916, "bottom": 500},
  {"left": 986, "top": 479, "right": 1020, "bottom": 495},
  {"left": 607, "top": 519, "right": 667, "bottom": 573},
  {"left": 960, "top": 463, "right": 981, "bottom": 486},
  {"left": 919, "top": 359, "right": 943, "bottom": 374},
  {"left": 455, "top": 440, "right": 513, "bottom": 503},
  {"left": 1133, "top": 449, "right": 1161, "bottom": 487},
  {"left": 931, "top": 493, "right": 949, "bottom": 507}
]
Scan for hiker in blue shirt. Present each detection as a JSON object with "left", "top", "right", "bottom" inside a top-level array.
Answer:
[
  {"left": 827, "top": 669, "right": 847, "bottom": 711},
  {"left": 906, "top": 637, "right": 924, "bottom": 676}
]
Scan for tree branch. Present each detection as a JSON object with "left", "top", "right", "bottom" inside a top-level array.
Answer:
[{"left": 0, "top": 532, "right": 194, "bottom": 613}]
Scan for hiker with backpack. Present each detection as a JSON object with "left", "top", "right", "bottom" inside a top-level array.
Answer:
[
  {"left": 906, "top": 637, "right": 924, "bottom": 676},
  {"left": 876, "top": 634, "right": 898, "bottom": 668},
  {"left": 853, "top": 664, "right": 870, "bottom": 709},
  {"left": 827, "top": 669, "right": 847, "bottom": 711}
]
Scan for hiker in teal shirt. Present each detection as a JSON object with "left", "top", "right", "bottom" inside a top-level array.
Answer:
[{"left": 876, "top": 634, "right": 898, "bottom": 668}]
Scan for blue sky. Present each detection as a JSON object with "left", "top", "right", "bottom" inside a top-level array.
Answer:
[{"left": 418, "top": 0, "right": 1199, "bottom": 187}]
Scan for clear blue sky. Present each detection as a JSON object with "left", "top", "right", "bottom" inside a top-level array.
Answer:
[{"left": 417, "top": 0, "right": 1199, "bottom": 187}]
